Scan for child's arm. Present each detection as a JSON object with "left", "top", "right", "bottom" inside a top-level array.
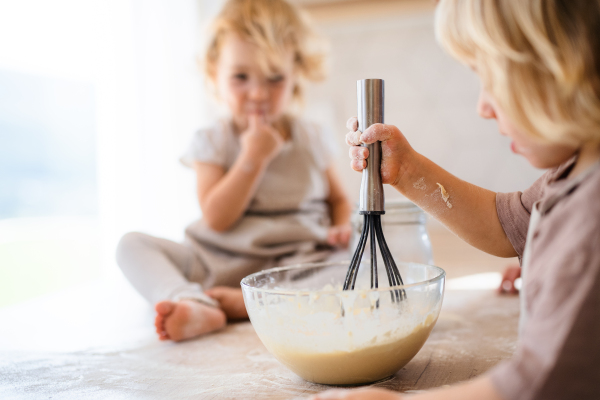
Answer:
[
  {"left": 347, "top": 118, "right": 516, "bottom": 258},
  {"left": 310, "top": 375, "right": 504, "bottom": 400},
  {"left": 194, "top": 115, "right": 284, "bottom": 232},
  {"left": 325, "top": 166, "right": 352, "bottom": 247}
]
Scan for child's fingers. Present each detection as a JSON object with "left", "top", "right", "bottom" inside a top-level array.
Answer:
[
  {"left": 498, "top": 265, "right": 521, "bottom": 294},
  {"left": 346, "top": 130, "right": 363, "bottom": 146},
  {"left": 345, "top": 116, "right": 358, "bottom": 132},
  {"left": 360, "top": 123, "right": 399, "bottom": 144},
  {"left": 247, "top": 114, "right": 260, "bottom": 131},
  {"left": 338, "top": 226, "right": 351, "bottom": 248},
  {"left": 351, "top": 159, "right": 366, "bottom": 171},
  {"left": 349, "top": 146, "right": 369, "bottom": 161},
  {"left": 327, "top": 226, "right": 345, "bottom": 246},
  {"left": 248, "top": 113, "right": 267, "bottom": 130},
  {"left": 257, "top": 112, "right": 268, "bottom": 126},
  {"left": 309, "top": 389, "right": 351, "bottom": 400},
  {"left": 327, "top": 226, "right": 352, "bottom": 248},
  {"left": 326, "top": 229, "right": 338, "bottom": 246},
  {"left": 349, "top": 145, "right": 368, "bottom": 171},
  {"left": 204, "top": 288, "right": 220, "bottom": 300}
]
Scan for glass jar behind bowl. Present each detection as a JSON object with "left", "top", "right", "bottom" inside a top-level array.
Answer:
[{"left": 351, "top": 199, "right": 433, "bottom": 267}]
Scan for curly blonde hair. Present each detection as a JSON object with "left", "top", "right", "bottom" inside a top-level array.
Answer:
[
  {"left": 203, "top": 0, "right": 327, "bottom": 105},
  {"left": 435, "top": 0, "right": 600, "bottom": 145}
]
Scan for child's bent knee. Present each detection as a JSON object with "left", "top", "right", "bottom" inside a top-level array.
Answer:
[{"left": 115, "top": 231, "right": 150, "bottom": 267}]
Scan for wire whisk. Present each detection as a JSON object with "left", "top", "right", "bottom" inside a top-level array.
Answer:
[{"left": 343, "top": 79, "right": 406, "bottom": 303}]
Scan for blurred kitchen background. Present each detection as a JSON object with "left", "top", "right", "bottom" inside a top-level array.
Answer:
[{"left": 0, "top": 0, "right": 539, "bottom": 308}]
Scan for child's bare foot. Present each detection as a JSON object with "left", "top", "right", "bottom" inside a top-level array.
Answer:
[
  {"left": 205, "top": 287, "right": 249, "bottom": 320},
  {"left": 154, "top": 300, "right": 226, "bottom": 341}
]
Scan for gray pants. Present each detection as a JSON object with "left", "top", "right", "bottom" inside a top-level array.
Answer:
[
  {"left": 116, "top": 232, "right": 218, "bottom": 306},
  {"left": 116, "top": 232, "right": 342, "bottom": 306}
]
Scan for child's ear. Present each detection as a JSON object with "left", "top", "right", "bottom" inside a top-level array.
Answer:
[
  {"left": 199, "top": 53, "right": 220, "bottom": 101},
  {"left": 205, "top": 75, "right": 221, "bottom": 104}
]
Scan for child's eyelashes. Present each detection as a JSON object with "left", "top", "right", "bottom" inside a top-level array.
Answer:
[
  {"left": 267, "top": 75, "right": 285, "bottom": 83},
  {"left": 232, "top": 73, "right": 248, "bottom": 82},
  {"left": 229, "top": 73, "right": 284, "bottom": 84}
]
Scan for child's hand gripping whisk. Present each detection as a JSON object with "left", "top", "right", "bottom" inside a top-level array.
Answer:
[{"left": 343, "top": 79, "right": 405, "bottom": 302}]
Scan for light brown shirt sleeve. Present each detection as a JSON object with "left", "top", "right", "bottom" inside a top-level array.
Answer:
[{"left": 495, "top": 172, "right": 550, "bottom": 258}]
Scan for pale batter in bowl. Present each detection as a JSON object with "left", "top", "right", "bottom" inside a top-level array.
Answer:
[{"left": 241, "top": 261, "right": 445, "bottom": 385}]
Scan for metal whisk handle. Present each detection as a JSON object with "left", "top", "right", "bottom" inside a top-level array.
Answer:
[{"left": 357, "top": 79, "right": 385, "bottom": 214}]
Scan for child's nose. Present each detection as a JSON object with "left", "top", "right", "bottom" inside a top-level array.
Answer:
[{"left": 248, "top": 81, "right": 269, "bottom": 101}]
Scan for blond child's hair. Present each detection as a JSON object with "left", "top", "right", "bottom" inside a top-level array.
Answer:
[
  {"left": 203, "top": 0, "right": 326, "bottom": 105},
  {"left": 435, "top": 0, "right": 600, "bottom": 146}
]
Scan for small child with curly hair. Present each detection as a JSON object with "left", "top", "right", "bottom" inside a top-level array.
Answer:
[{"left": 117, "top": 0, "right": 351, "bottom": 342}]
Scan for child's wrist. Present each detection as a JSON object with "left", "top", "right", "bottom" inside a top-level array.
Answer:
[
  {"left": 391, "top": 147, "right": 421, "bottom": 193},
  {"left": 238, "top": 148, "right": 271, "bottom": 172}
]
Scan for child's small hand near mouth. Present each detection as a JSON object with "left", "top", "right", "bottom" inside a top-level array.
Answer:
[{"left": 240, "top": 113, "right": 285, "bottom": 163}]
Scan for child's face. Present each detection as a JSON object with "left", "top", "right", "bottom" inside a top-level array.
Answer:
[
  {"left": 477, "top": 86, "right": 577, "bottom": 169},
  {"left": 215, "top": 34, "right": 296, "bottom": 128}
]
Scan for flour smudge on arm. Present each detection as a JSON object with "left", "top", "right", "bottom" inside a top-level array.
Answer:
[
  {"left": 413, "top": 177, "right": 427, "bottom": 191},
  {"left": 436, "top": 183, "right": 452, "bottom": 209}
]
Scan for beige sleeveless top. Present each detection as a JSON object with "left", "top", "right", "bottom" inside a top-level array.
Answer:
[{"left": 179, "top": 118, "right": 338, "bottom": 287}]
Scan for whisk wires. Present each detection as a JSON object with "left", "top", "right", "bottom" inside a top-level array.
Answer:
[{"left": 343, "top": 214, "right": 406, "bottom": 302}]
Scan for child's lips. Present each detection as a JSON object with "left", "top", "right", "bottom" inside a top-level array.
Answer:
[
  {"left": 246, "top": 105, "right": 269, "bottom": 114},
  {"left": 510, "top": 141, "right": 518, "bottom": 153}
]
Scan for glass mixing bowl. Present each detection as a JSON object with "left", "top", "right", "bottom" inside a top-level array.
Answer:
[{"left": 241, "top": 261, "right": 445, "bottom": 385}]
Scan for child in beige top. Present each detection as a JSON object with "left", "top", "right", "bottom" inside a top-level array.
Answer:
[
  {"left": 116, "top": 0, "right": 351, "bottom": 342},
  {"left": 313, "top": 0, "right": 600, "bottom": 399}
]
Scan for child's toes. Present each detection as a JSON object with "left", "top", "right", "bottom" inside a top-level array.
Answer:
[
  {"left": 155, "top": 301, "right": 174, "bottom": 340},
  {"left": 155, "top": 300, "right": 175, "bottom": 316},
  {"left": 154, "top": 314, "right": 167, "bottom": 336},
  {"left": 155, "top": 314, "right": 164, "bottom": 331}
]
